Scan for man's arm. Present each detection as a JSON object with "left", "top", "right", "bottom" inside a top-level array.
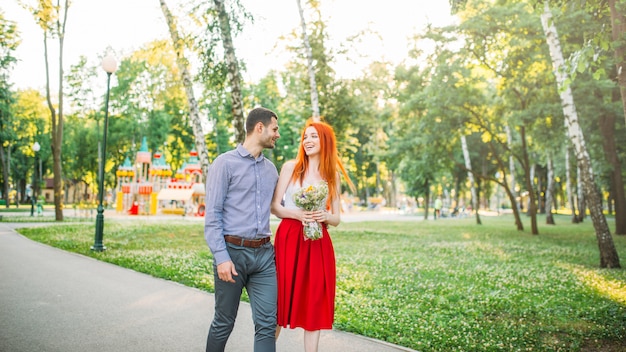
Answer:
[{"left": 204, "top": 156, "right": 231, "bottom": 265}]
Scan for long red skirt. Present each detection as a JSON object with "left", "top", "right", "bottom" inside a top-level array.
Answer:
[{"left": 274, "top": 218, "right": 336, "bottom": 330}]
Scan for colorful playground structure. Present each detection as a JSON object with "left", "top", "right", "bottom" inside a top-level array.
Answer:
[{"left": 115, "top": 137, "right": 205, "bottom": 216}]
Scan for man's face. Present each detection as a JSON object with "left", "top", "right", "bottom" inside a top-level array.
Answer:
[{"left": 261, "top": 117, "right": 280, "bottom": 149}]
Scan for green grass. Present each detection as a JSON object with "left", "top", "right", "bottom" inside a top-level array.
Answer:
[{"left": 15, "top": 214, "right": 626, "bottom": 351}]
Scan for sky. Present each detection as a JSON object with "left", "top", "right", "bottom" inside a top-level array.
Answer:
[{"left": 3, "top": 0, "right": 455, "bottom": 90}]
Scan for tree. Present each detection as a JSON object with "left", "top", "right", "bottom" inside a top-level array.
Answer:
[
  {"left": 395, "top": 24, "right": 525, "bottom": 228},
  {"left": 544, "top": 154, "right": 556, "bottom": 224},
  {"left": 541, "top": 2, "right": 620, "bottom": 268},
  {"left": 296, "top": 0, "right": 320, "bottom": 120},
  {"left": 607, "top": 0, "right": 626, "bottom": 127},
  {"left": 13, "top": 89, "right": 49, "bottom": 199},
  {"left": 521, "top": 0, "right": 626, "bottom": 232},
  {"left": 212, "top": 0, "right": 246, "bottom": 143},
  {"left": 21, "top": 0, "right": 72, "bottom": 221},
  {"left": 64, "top": 56, "right": 100, "bottom": 201},
  {"left": 461, "top": 134, "right": 481, "bottom": 224},
  {"left": 107, "top": 44, "right": 191, "bottom": 173},
  {"left": 454, "top": 2, "right": 560, "bottom": 234},
  {"left": 564, "top": 145, "right": 578, "bottom": 222},
  {"left": 159, "top": 0, "right": 210, "bottom": 179},
  {"left": 0, "top": 10, "right": 19, "bottom": 207}
]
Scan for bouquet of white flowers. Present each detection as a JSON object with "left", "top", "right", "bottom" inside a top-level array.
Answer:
[{"left": 292, "top": 181, "right": 329, "bottom": 240}]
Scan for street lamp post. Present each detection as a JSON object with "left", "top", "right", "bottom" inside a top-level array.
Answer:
[
  {"left": 30, "top": 142, "right": 41, "bottom": 216},
  {"left": 92, "top": 55, "right": 118, "bottom": 252}
]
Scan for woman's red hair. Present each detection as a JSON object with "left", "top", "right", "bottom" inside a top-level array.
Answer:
[{"left": 291, "top": 120, "right": 354, "bottom": 207}]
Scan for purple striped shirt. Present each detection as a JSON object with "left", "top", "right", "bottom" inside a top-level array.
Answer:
[{"left": 204, "top": 144, "right": 278, "bottom": 265}]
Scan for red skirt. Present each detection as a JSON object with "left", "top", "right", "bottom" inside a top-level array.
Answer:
[{"left": 274, "top": 218, "right": 336, "bottom": 330}]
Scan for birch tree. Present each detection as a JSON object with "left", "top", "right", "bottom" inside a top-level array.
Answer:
[
  {"left": 576, "top": 165, "right": 585, "bottom": 222},
  {"left": 505, "top": 125, "right": 517, "bottom": 202},
  {"left": 461, "top": 134, "right": 481, "bottom": 225},
  {"left": 564, "top": 145, "right": 578, "bottom": 222},
  {"left": 159, "top": 0, "right": 209, "bottom": 179},
  {"left": 544, "top": 154, "right": 555, "bottom": 224},
  {"left": 212, "top": 0, "right": 245, "bottom": 143},
  {"left": 296, "top": 0, "right": 320, "bottom": 121},
  {"left": 541, "top": 2, "right": 620, "bottom": 268}
]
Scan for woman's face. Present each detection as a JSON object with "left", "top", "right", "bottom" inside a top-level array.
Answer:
[{"left": 302, "top": 126, "right": 321, "bottom": 156}]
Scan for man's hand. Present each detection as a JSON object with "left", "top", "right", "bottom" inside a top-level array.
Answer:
[{"left": 217, "top": 260, "right": 238, "bottom": 283}]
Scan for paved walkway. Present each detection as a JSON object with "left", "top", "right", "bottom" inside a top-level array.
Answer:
[{"left": 0, "top": 217, "right": 417, "bottom": 352}]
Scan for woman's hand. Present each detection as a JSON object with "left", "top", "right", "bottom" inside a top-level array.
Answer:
[
  {"left": 301, "top": 210, "right": 314, "bottom": 224},
  {"left": 310, "top": 209, "right": 329, "bottom": 224}
]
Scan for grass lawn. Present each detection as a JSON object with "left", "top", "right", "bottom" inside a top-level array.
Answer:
[{"left": 13, "top": 213, "right": 626, "bottom": 351}]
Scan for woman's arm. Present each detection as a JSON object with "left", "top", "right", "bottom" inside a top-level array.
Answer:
[{"left": 270, "top": 160, "right": 306, "bottom": 222}]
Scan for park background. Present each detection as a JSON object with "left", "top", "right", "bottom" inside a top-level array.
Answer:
[{"left": 1, "top": 0, "right": 626, "bottom": 350}]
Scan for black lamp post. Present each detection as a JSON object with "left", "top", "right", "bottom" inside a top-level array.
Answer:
[
  {"left": 92, "top": 55, "right": 118, "bottom": 252},
  {"left": 30, "top": 142, "right": 40, "bottom": 216}
]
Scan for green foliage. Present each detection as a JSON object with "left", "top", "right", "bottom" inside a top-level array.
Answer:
[
  {"left": 106, "top": 41, "right": 191, "bottom": 174},
  {"left": 0, "top": 10, "right": 20, "bottom": 71},
  {"left": 5, "top": 0, "right": 626, "bottom": 238},
  {"left": 18, "top": 215, "right": 626, "bottom": 351}
]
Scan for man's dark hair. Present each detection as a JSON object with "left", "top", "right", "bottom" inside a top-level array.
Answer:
[{"left": 245, "top": 107, "right": 277, "bottom": 135}]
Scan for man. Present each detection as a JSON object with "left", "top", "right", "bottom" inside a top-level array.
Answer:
[{"left": 204, "top": 107, "right": 280, "bottom": 352}]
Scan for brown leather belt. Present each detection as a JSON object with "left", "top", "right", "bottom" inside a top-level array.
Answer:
[{"left": 224, "top": 235, "right": 271, "bottom": 248}]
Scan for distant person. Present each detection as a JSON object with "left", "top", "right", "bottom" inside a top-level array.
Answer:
[
  {"left": 204, "top": 107, "right": 281, "bottom": 352},
  {"left": 434, "top": 196, "right": 443, "bottom": 220},
  {"left": 271, "top": 120, "right": 354, "bottom": 352},
  {"left": 36, "top": 195, "right": 44, "bottom": 216}
]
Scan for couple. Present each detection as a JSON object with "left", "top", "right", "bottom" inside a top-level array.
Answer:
[{"left": 203, "top": 107, "right": 353, "bottom": 352}]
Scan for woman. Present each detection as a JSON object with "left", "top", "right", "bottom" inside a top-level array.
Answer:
[{"left": 271, "top": 119, "right": 353, "bottom": 352}]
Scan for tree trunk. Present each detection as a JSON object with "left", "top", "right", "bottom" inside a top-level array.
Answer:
[
  {"left": 452, "top": 176, "right": 459, "bottom": 206},
  {"left": 608, "top": 0, "right": 626, "bottom": 128},
  {"left": 565, "top": 145, "right": 578, "bottom": 223},
  {"left": 542, "top": 2, "right": 620, "bottom": 268},
  {"left": 461, "top": 135, "right": 481, "bottom": 225},
  {"left": 213, "top": 0, "right": 245, "bottom": 143},
  {"left": 537, "top": 163, "right": 544, "bottom": 214},
  {"left": 52, "top": 2, "right": 69, "bottom": 220},
  {"left": 43, "top": 35, "right": 62, "bottom": 221},
  {"left": 35, "top": 1, "right": 70, "bottom": 221},
  {"left": 520, "top": 126, "right": 538, "bottom": 234},
  {"left": 504, "top": 178, "right": 524, "bottom": 230},
  {"left": 296, "top": 0, "right": 321, "bottom": 121},
  {"left": 0, "top": 144, "right": 8, "bottom": 207},
  {"left": 526, "top": 162, "right": 535, "bottom": 216},
  {"left": 545, "top": 154, "right": 555, "bottom": 225},
  {"left": 389, "top": 170, "right": 396, "bottom": 210},
  {"left": 423, "top": 178, "right": 430, "bottom": 221},
  {"left": 159, "top": 0, "right": 210, "bottom": 179},
  {"left": 598, "top": 102, "right": 626, "bottom": 234},
  {"left": 577, "top": 164, "right": 585, "bottom": 222},
  {"left": 505, "top": 125, "right": 517, "bottom": 206},
  {"left": 487, "top": 139, "right": 523, "bottom": 230}
]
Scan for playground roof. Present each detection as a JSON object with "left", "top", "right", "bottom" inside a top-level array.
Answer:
[{"left": 156, "top": 188, "right": 194, "bottom": 201}]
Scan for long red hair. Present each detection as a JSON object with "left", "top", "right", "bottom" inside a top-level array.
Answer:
[{"left": 291, "top": 120, "right": 354, "bottom": 206}]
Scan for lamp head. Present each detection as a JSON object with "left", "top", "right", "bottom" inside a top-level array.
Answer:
[
  {"left": 102, "top": 55, "right": 118, "bottom": 74},
  {"left": 32, "top": 142, "right": 41, "bottom": 152}
]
